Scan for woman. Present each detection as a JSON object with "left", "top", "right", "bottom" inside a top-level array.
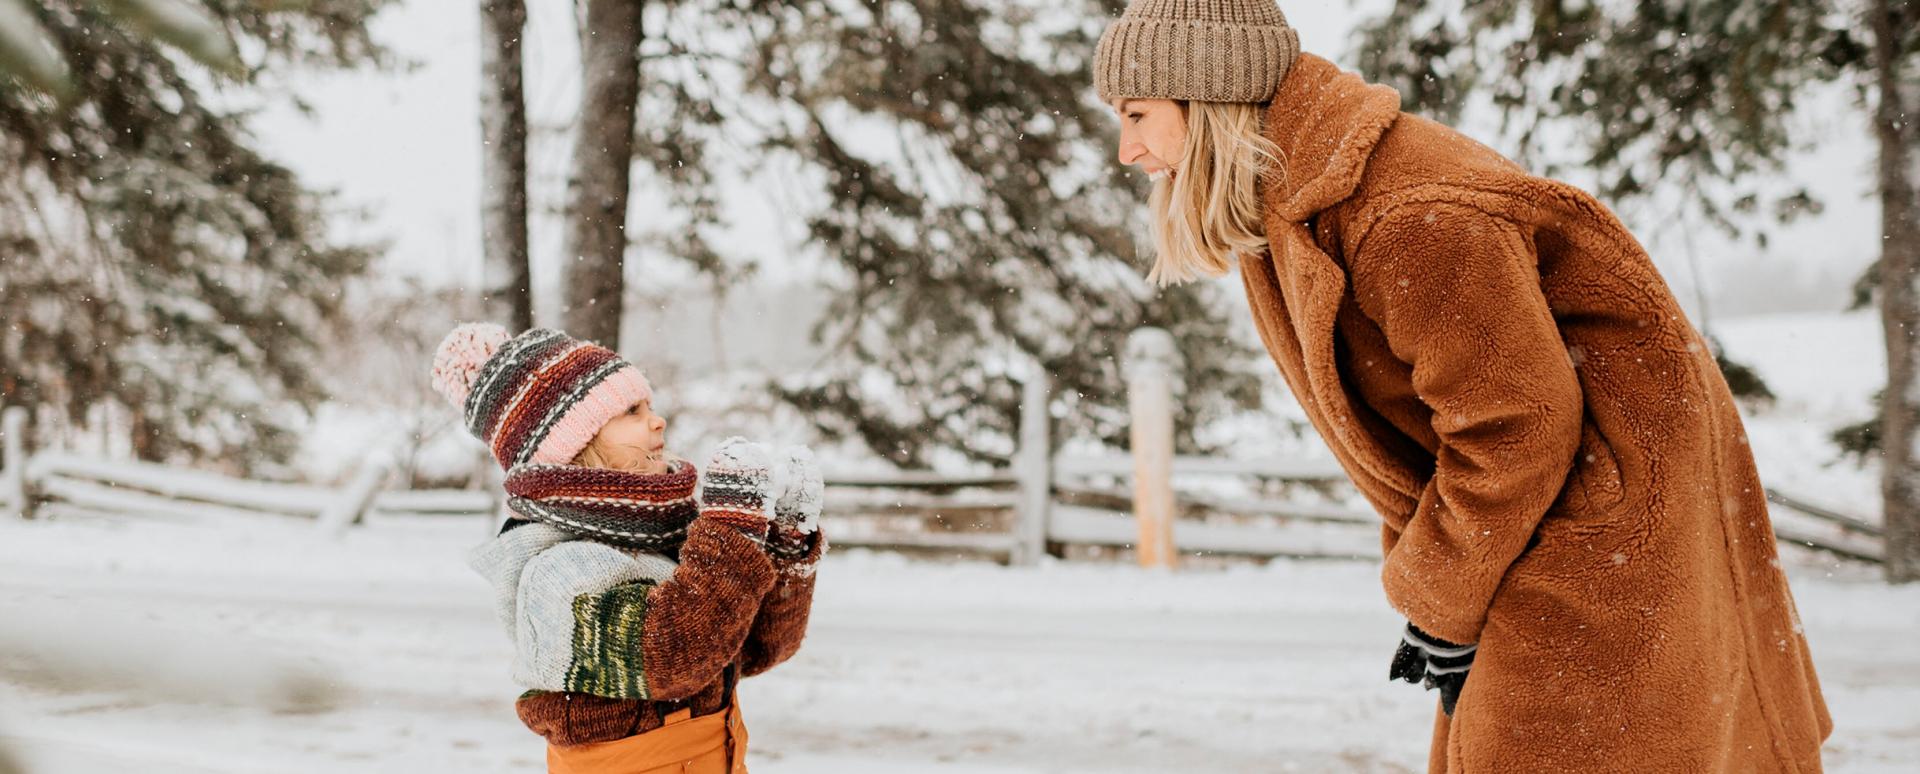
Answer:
[{"left": 1094, "top": 1, "right": 1831, "bottom": 771}]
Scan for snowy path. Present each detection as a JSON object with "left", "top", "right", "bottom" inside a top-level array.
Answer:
[{"left": 1, "top": 515, "right": 1914, "bottom": 773}]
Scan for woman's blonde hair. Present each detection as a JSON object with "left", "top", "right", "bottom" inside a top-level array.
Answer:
[{"left": 1146, "top": 101, "right": 1283, "bottom": 286}]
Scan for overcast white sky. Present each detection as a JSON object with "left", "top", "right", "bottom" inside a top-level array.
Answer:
[{"left": 246, "top": 0, "right": 1882, "bottom": 321}]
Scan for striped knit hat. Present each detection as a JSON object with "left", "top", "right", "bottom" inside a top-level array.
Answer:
[
  {"left": 430, "top": 324, "right": 653, "bottom": 470},
  {"left": 1095, "top": 0, "right": 1301, "bottom": 104}
]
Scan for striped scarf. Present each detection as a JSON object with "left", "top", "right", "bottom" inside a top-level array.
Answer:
[{"left": 503, "top": 460, "right": 699, "bottom": 554}]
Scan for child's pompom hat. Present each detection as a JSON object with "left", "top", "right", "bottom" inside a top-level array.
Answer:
[{"left": 430, "top": 323, "right": 653, "bottom": 470}]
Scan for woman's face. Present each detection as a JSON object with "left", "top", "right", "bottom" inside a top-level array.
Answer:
[
  {"left": 1113, "top": 98, "right": 1188, "bottom": 180},
  {"left": 590, "top": 399, "right": 669, "bottom": 474}
]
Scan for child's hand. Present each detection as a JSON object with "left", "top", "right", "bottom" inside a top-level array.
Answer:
[
  {"left": 699, "top": 437, "right": 776, "bottom": 539},
  {"left": 762, "top": 444, "right": 826, "bottom": 565},
  {"left": 773, "top": 445, "right": 824, "bottom": 536}
]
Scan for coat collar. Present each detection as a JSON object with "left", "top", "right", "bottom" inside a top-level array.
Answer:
[{"left": 1261, "top": 53, "right": 1403, "bottom": 223}]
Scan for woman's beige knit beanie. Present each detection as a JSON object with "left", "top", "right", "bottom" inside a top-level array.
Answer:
[{"left": 1095, "top": 0, "right": 1302, "bottom": 104}]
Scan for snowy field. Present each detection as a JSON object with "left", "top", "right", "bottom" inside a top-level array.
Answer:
[
  {"left": 2, "top": 310, "right": 1916, "bottom": 773},
  {"left": 0, "top": 511, "right": 1915, "bottom": 773}
]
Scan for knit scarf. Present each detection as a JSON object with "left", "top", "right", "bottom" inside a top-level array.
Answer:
[{"left": 503, "top": 460, "right": 699, "bottom": 554}]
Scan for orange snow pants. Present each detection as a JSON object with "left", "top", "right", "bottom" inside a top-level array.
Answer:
[{"left": 546, "top": 701, "right": 748, "bottom": 774}]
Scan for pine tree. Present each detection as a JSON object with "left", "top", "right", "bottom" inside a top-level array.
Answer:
[
  {"left": 0, "top": 1, "right": 389, "bottom": 470},
  {"left": 623, "top": 0, "right": 1262, "bottom": 468},
  {"left": 0, "top": 0, "right": 243, "bottom": 99},
  {"left": 1354, "top": 0, "right": 1920, "bottom": 581}
]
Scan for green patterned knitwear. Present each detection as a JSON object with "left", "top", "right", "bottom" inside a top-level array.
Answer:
[{"left": 563, "top": 582, "right": 654, "bottom": 699}]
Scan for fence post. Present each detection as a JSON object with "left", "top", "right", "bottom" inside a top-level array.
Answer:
[
  {"left": 1125, "top": 328, "right": 1181, "bottom": 569},
  {"left": 2, "top": 407, "right": 29, "bottom": 519},
  {"left": 318, "top": 450, "right": 395, "bottom": 535},
  {"left": 1013, "top": 366, "right": 1052, "bottom": 566}
]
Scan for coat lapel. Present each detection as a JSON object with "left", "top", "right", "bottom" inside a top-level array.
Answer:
[{"left": 1251, "top": 55, "right": 1421, "bottom": 501}]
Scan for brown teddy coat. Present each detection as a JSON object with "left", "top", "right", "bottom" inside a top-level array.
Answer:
[{"left": 1240, "top": 53, "right": 1832, "bottom": 772}]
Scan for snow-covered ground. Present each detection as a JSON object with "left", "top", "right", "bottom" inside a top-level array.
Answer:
[
  {"left": 1714, "top": 310, "right": 1885, "bottom": 519},
  {"left": 0, "top": 506, "right": 1915, "bottom": 773},
  {"left": 2, "top": 308, "right": 1911, "bottom": 773}
]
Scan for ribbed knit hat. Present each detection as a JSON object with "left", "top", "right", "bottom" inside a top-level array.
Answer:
[
  {"left": 1094, "top": 0, "right": 1302, "bottom": 104},
  {"left": 429, "top": 324, "right": 653, "bottom": 471}
]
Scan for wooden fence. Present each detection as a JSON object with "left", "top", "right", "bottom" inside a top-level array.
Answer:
[{"left": 0, "top": 336, "right": 1889, "bottom": 567}]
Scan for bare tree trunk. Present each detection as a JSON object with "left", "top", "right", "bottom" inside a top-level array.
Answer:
[
  {"left": 130, "top": 403, "right": 164, "bottom": 463},
  {"left": 560, "top": 0, "right": 643, "bottom": 347},
  {"left": 1871, "top": 0, "right": 1920, "bottom": 583},
  {"left": 479, "top": 0, "right": 534, "bottom": 332}
]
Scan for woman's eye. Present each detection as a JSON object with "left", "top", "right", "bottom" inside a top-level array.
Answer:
[{"left": 1127, "top": 113, "right": 1143, "bottom": 122}]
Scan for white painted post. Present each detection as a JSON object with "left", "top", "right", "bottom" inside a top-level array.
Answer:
[
  {"left": 2, "top": 407, "right": 29, "bottom": 519},
  {"left": 1013, "top": 366, "right": 1052, "bottom": 566},
  {"left": 1125, "top": 328, "right": 1181, "bottom": 569},
  {"left": 318, "top": 451, "right": 395, "bottom": 535}
]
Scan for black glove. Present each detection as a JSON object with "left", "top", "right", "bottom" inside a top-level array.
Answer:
[{"left": 1389, "top": 622, "right": 1476, "bottom": 715}]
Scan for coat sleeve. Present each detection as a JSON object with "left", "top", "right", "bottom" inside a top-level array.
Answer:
[
  {"left": 1347, "top": 201, "right": 1584, "bottom": 645},
  {"left": 738, "top": 529, "right": 826, "bottom": 677},
  {"left": 555, "top": 517, "right": 778, "bottom": 701}
]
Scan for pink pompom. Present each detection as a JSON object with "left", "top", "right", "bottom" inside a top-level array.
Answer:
[{"left": 431, "top": 322, "right": 511, "bottom": 408}]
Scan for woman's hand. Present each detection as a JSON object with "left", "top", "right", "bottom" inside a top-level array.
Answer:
[{"left": 1389, "top": 621, "right": 1477, "bottom": 715}]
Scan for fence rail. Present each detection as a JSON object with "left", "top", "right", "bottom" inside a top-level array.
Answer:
[
  {"left": 1051, "top": 455, "right": 1349, "bottom": 482},
  {"left": 0, "top": 368, "right": 1891, "bottom": 568},
  {"left": 1765, "top": 489, "right": 1883, "bottom": 539}
]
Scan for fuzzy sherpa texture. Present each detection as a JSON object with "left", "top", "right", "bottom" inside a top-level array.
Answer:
[{"left": 1240, "top": 53, "right": 1830, "bottom": 773}]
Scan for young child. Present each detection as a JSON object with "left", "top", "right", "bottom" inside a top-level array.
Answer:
[{"left": 430, "top": 323, "right": 824, "bottom": 774}]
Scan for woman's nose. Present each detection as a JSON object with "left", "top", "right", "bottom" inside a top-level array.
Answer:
[{"left": 1117, "top": 140, "right": 1144, "bottom": 166}]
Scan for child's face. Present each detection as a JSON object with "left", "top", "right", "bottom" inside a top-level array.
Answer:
[{"left": 589, "top": 399, "right": 669, "bottom": 474}]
